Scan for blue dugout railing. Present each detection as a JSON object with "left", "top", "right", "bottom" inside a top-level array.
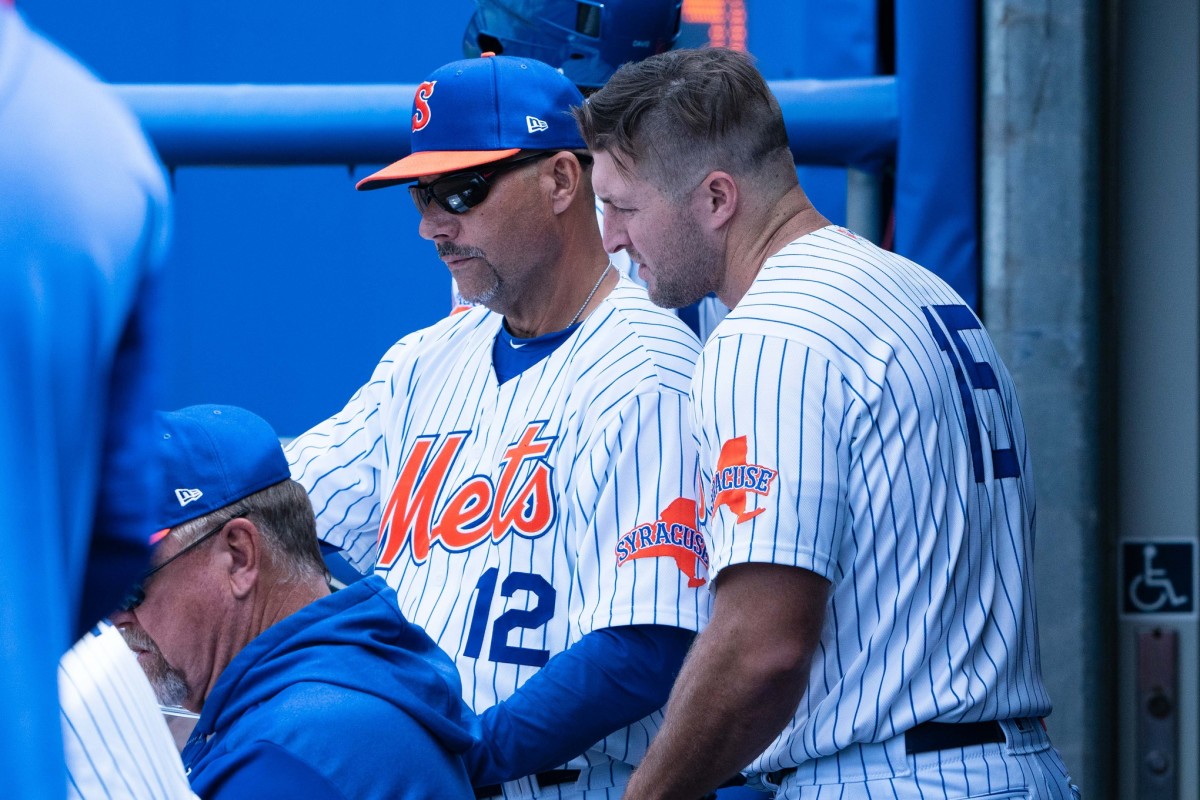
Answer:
[
  {"left": 113, "top": 78, "right": 897, "bottom": 168},
  {"left": 113, "top": 57, "right": 977, "bottom": 310}
]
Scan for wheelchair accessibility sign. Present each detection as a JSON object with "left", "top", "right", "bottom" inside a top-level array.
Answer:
[{"left": 1122, "top": 541, "right": 1196, "bottom": 615}]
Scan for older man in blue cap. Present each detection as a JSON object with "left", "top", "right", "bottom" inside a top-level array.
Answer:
[{"left": 110, "top": 404, "right": 478, "bottom": 799}]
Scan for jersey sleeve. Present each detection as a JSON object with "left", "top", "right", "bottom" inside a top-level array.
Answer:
[
  {"left": 567, "top": 387, "right": 711, "bottom": 637},
  {"left": 695, "top": 334, "right": 856, "bottom": 582},
  {"left": 60, "top": 623, "right": 196, "bottom": 800},
  {"left": 286, "top": 338, "right": 415, "bottom": 573},
  {"left": 464, "top": 625, "right": 692, "bottom": 784}
]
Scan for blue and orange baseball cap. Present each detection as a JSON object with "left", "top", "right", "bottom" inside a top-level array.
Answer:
[
  {"left": 356, "top": 53, "right": 587, "bottom": 191},
  {"left": 152, "top": 405, "right": 291, "bottom": 541}
]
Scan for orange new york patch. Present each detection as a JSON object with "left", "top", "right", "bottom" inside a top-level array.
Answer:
[
  {"left": 615, "top": 497, "right": 708, "bottom": 587},
  {"left": 709, "top": 436, "right": 778, "bottom": 524}
]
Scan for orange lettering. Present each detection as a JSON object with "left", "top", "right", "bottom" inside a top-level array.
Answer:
[
  {"left": 711, "top": 436, "right": 770, "bottom": 524},
  {"left": 434, "top": 476, "right": 493, "bottom": 548},
  {"left": 378, "top": 423, "right": 559, "bottom": 566},
  {"left": 492, "top": 424, "right": 555, "bottom": 539},
  {"left": 378, "top": 432, "right": 467, "bottom": 566}
]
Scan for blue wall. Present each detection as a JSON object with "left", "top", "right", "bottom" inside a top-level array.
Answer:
[
  {"left": 20, "top": 1, "right": 949, "bottom": 437},
  {"left": 748, "top": 0, "right": 879, "bottom": 227},
  {"left": 19, "top": 1, "right": 474, "bottom": 436}
]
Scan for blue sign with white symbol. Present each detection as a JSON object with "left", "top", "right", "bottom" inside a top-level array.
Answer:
[{"left": 1123, "top": 541, "right": 1196, "bottom": 615}]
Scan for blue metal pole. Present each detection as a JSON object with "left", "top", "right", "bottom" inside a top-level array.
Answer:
[
  {"left": 893, "top": 0, "right": 979, "bottom": 308},
  {"left": 113, "top": 78, "right": 896, "bottom": 168},
  {"left": 114, "top": 85, "right": 417, "bottom": 167}
]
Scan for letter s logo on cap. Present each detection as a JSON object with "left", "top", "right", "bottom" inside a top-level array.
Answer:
[{"left": 413, "top": 81, "right": 437, "bottom": 132}]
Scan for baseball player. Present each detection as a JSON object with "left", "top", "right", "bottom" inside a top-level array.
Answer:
[
  {"left": 451, "top": 0, "right": 731, "bottom": 341},
  {"left": 0, "top": 2, "right": 171, "bottom": 796},
  {"left": 287, "top": 54, "right": 709, "bottom": 799},
  {"left": 59, "top": 623, "right": 197, "bottom": 800},
  {"left": 576, "top": 48, "right": 1080, "bottom": 799}
]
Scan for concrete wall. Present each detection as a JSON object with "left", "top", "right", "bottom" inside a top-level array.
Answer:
[{"left": 982, "top": 1, "right": 1110, "bottom": 795}]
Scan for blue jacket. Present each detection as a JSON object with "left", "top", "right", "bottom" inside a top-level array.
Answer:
[{"left": 181, "top": 576, "right": 477, "bottom": 799}]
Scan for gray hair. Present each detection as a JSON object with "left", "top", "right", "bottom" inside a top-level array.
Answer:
[{"left": 171, "top": 479, "right": 326, "bottom": 584}]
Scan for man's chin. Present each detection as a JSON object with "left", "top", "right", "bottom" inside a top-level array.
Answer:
[{"left": 647, "top": 282, "right": 703, "bottom": 311}]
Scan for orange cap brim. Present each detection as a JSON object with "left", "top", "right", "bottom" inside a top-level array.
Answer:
[{"left": 356, "top": 148, "right": 522, "bottom": 191}]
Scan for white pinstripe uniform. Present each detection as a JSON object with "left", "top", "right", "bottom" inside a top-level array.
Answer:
[
  {"left": 288, "top": 275, "right": 710, "bottom": 797},
  {"left": 59, "top": 622, "right": 196, "bottom": 800},
  {"left": 693, "top": 226, "right": 1077, "bottom": 799}
]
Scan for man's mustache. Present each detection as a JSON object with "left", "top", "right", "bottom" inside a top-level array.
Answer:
[
  {"left": 437, "top": 243, "right": 486, "bottom": 260},
  {"left": 118, "top": 624, "right": 157, "bottom": 653}
]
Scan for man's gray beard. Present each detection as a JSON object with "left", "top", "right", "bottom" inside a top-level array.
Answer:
[
  {"left": 119, "top": 626, "right": 190, "bottom": 708},
  {"left": 151, "top": 664, "right": 189, "bottom": 708},
  {"left": 460, "top": 282, "right": 500, "bottom": 307}
]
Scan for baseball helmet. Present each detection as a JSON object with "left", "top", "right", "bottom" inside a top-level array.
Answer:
[{"left": 463, "top": 0, "right": 683, "bottom": 89}]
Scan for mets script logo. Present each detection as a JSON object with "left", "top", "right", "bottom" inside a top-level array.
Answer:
[
  {"left": 615, "top": 497, "right": 708, "bottom": 587},
  {"left": 378, "top": 422, "right": 558, "bottom": 567},
  {"left": 412, "top": 80, "right": 437, "bottom": 132},
  {"left": 708, "top": 436, "right": 777, "bottom": 524}
]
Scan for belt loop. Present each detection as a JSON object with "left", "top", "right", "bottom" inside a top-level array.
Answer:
[{"left": 998, "top": 717, "right": 1052, "bottom": 756}]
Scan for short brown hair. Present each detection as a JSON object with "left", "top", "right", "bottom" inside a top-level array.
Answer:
[{"left": 574, "top": 47, "right": 791, "bottom": 195}]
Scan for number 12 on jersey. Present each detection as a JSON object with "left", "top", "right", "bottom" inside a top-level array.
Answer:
[
  {"left": 923, "top": 304, "right": 1021, "bottom": 482},
  {"left": 464, "top": 569, "right": 557, "bottom": 667}
]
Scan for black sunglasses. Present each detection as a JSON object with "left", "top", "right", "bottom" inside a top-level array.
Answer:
[
  {"left": 118, "top": 515, "right": 238, "bottom": 612},
  {"left": 409, "top": 151, "right": 592, "bottom": 215}
]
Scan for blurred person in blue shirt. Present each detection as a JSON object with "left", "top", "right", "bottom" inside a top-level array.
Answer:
[{"left": 0, "top": 2, "right": 171, "bottom": 796}]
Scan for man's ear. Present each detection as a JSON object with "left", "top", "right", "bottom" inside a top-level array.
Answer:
[
  {"left": 696, "top": 171, "right": 738, "bottom": 230},
  {"left": 546, "top": 151, "right": 584, "bottom": 214},
  {"left": 221, "top": 519, "right": 260, "bottom": 600}
]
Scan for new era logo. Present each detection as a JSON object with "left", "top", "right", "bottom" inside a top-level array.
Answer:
[
  {"left": 175, "top": 488, "right": 203, "bottom": 507},
  {"left": 526, "top": 116, "right": 549, "bottom": 134}
]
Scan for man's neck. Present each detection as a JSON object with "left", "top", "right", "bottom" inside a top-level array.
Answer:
[
  {"left": 501, "top": 216, "right": 614, "bottom": 338},
  {"left": 197, "top": 576, "right": 330, "bottom": 711},
  {"left": 255, "top": 578, "right": 331, "bottom": 635},
  {"left": 719, "top": 186, "right": 831, "bottom": 308}
]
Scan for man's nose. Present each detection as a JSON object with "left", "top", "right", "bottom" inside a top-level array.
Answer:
[
  {"left": 602, "top": 211, "right": 630, "bottom": 255},
  {"left": 418, "top": 201, "right": 459, "bottom": 241},
  {"left": 108, "top": 607, "right": 135, "bottom": 627}
]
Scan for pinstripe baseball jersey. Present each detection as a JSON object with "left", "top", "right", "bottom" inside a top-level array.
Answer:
[
  {"left": 692, "top": 226, "right": 1052, "bottom": 776},
  {"left": 60, "top": 623, "right": 196, "bottom": 800},
  {"left": 288, "top": 274, "right": 710, "bottom": 782}
]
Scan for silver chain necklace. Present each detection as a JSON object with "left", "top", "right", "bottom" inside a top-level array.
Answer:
[{"left": 568, "top": 261, "right": 613, "bottom": 327}]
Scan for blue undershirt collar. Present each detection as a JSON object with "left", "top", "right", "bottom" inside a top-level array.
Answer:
[{"left": 492, "top": 322, "right": 580, "bottom": 383}]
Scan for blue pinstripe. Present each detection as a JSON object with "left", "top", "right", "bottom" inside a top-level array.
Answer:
[
  {"left": 287, "top": 276, "right": 709, "bottom": 793},
  {"left": 692, "top": 227, "right": 1074, "bottom": 797},
  {"left": 60, "top": 623, "right": 195, "bottom": 800}
]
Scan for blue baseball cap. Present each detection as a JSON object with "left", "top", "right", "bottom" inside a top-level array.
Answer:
[
  {"left": 356, "top": 53, "right": 586, "bottom": 191},
  {"left": 153, "top": 405, "right": 291, "bottom": 537}
]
